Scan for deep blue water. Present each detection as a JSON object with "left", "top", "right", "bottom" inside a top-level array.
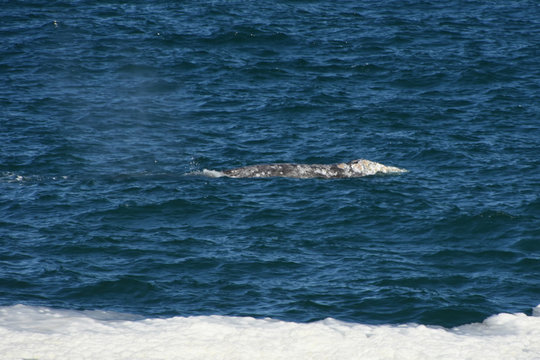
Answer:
[{"left": 1, "top": 0, "right": 539, "bottom": 328}]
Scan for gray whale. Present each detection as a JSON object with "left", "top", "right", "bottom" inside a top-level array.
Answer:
[{"left": 209, "top": 159, "right": 407, "bottom": 179}]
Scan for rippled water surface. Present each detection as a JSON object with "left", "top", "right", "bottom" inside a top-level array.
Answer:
[{"left": 1, "top": 0, "right": 539, "bottom": 327}]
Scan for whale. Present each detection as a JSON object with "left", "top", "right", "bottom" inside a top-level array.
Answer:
[{"left": 207, "top": 159, "right": 407, "bottom": 179}]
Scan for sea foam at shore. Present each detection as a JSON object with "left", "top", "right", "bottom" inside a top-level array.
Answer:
[{"left": 1, "top": 304, "right": 539, "bottom": 359}]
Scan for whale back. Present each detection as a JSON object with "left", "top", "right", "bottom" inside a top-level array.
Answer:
[
  {"left": 349, "top": 159, "right": 407, "bottom": 176},
  {"left": 220, "top": 159, "right": 407, "bottom": 179}
]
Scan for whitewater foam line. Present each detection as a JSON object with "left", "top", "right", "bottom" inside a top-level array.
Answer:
[{"left": 1, "top": 305, "right": 539, "bottom": 359}]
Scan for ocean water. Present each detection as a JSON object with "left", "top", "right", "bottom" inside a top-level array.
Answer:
[{"left": 1, "top": 0, "right": 539, "bottom": 358}]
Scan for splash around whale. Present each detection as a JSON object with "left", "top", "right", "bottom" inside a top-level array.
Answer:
[{"left": 203, "top": 159, "right": 407, "bottom": 179}]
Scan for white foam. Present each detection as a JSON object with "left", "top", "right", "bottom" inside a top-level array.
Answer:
[
  {"left": 201, "top": 169, "right": 226, "bottom": 177},
  {"left": 0, "top": 172, "right": 69, "bottom": 183},
  {"left": 1, "top": 305, "right": 539, "bottom": 359}
]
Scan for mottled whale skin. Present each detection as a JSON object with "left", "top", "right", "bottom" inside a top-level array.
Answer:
[{"left": 218, "top": 159, "right": 407, "bottom": 179}]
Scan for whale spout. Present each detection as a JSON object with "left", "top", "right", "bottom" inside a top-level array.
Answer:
[{"left": 218, "top": 159, "right": 407, "bottom": 179}]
